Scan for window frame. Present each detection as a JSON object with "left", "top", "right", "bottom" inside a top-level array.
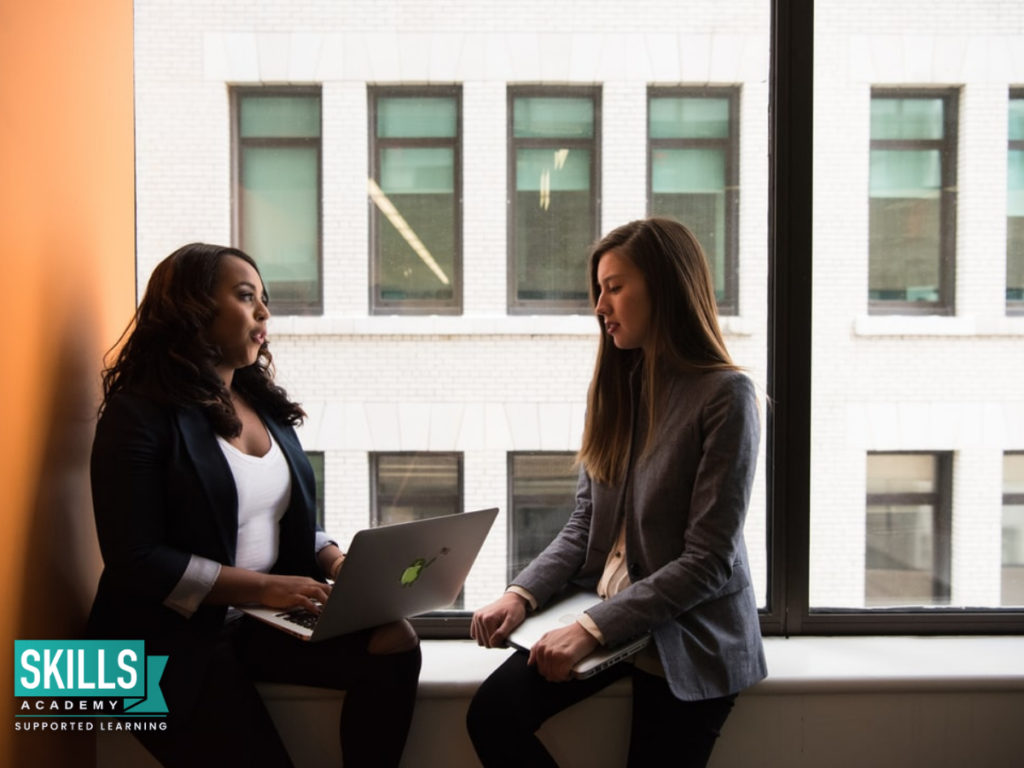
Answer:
[
  {"left": 867, "top": 87, "right": 959, "bottom": 316},
  {"left": 1008, "top": 88, "right": 1024, "bottom": 316},
  {"left": 646, "top": 85, "right": 740, "bottom": 316},
  {"left": 419, "top": 1, "right": 1024, "bottom": 639},
  {"left": 772, "top": 3, "right": 1020, "bottom": 634},
  {"left": 231, "top": 85, "right": 323, "bottom": 316},
  {"left": 864, "top": 452, "right": 952, "bottom": 607},
  {"left": 368, "top": 85, "right": 463, "bottom": 315},
  {"left": 506, "top": 451, "right": 578, "bottom": 584},
  {"left": 369, "top": 451, "right": 464, "bottom": 528},
  {"left": 506, "top": 85, "right": 602, "bottom": 315}
]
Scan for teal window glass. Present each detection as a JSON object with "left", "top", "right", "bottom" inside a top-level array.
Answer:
[
  {"left": 868, "top": 93, "right": 955, "bottom": 310},
  {"left": 371, "top": 90, "right": 460, "bottom": 313},
  {"left": 1008, "top": 95, "right": 1024, "bottom": 308},
  {"left": 378, "top": 97, "right": 457, "bottom": 139},
  {"left": 236, "top": 89, "right": 321, "bottom": 313},
  {"left": 649, "top": 96, "right": 729, "bottom": 139},
  {"left": 648, "top": 90, "right": 737, "bottom": 312},
  {"left": 513, "top": 98, "right": 594, "bottom": 139},
  {"left": 240, "top": 95, "right": 320, "bottom": 138},
  {"left": 510, "top": 90, "right": 598, "bottom": 311}
]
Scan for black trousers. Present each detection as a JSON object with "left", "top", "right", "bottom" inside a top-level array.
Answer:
[
  {"left": 466, "top": 650, "right": 736, "bottom": 768},
  {"left": 135, "top": 618, "right": 421, "bottom": 768}
]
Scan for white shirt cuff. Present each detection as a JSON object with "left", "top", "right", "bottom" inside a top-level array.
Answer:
[{"left": 163, "top": 555, "right": 221, "bottom": 618}]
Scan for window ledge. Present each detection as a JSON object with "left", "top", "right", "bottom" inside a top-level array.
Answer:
[
  {"left": 854, "top": 314, "right": 1024, "bottom": 337},
  {"left": 269, "top": 314, "right": 756, "bottom": 337},
  {"left": 258, "top": 635, "right": 1024, "bottom": 702}
]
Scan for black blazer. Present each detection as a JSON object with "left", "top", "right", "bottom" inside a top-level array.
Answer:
[{"left": 87, "top": 391, "right": 320, "bottom": 712}]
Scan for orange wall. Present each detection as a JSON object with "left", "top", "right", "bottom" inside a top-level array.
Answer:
[{"left": 0, "top": 0, "right": 135, "bottom": 764}]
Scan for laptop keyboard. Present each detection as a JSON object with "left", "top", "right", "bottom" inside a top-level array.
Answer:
[{"left": 278, "top": 609, "right": 319, "bottom": 629}]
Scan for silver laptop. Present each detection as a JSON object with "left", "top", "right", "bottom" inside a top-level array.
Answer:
[
  {"left": 241, "top": 507, "right": 498, "bottom": 641},
  {"left": 507, "top": 588, "right": 650, "bottom": 678}
]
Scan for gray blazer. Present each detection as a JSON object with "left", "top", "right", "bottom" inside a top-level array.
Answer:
[{"left": 512, "top": 368, "right": 766, "bottom": 701}]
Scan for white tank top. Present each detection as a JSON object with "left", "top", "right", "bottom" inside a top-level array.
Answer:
[{"left": 216, "top": 429, "right": 292, "bottom": 573}]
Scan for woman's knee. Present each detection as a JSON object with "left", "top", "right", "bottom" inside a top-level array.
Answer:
[{"left": 367, "top": 619, "right": 419, "bottom": 655}]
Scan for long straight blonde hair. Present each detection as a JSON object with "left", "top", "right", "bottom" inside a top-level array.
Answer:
[{"left": 578, "top": 218, "right": 738, "bottom": 485}]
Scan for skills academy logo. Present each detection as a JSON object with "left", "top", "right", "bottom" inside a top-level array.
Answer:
[{"left": 13, "top": 640, "right": 169, "bottom": 734}]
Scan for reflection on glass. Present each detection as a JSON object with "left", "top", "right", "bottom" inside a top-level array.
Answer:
[
  {"left": 372, "top": 92, "right": 459, "bottom": 311},
  {"left": 865, "top": 454, "right": 950, "bottom": 607}
]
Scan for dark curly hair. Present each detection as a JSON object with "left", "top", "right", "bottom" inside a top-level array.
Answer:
[{"left": 100, "top": 243, "right": 304, "bottom": 436}]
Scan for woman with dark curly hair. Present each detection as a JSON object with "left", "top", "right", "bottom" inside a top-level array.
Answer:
[{"left": 88, "top": 243, "right": 420, "bottom": 767}]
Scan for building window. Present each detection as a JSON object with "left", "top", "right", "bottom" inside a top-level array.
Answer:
[
  {"left": 1008, "top": 91, "right": 1024, "bottom": 314},
  {"left": 371, "top": 453, "right": 463, "bottom": 526},
  {"left": 1003, "top": 453, "right": 1024, "bottom": 606},
  {"left": 507, "top": 453, "right": 577, "bottom": 583},
  {"left": 508, "top": 87, "right": 600, "bottom": 313},
  {"left": 865, "top": 453, "right": 952, "bottom": 607},
  {"left": 648, "top": 87, "right": 739, "bottom": 315},
  {"left": 868, "top": 90, "right": 958, "bottom": 315},
  {"left": 233, "top": 87, "right": 322, "bottom": 314},
  {"left": 305, "top": 451, "right": 325, "bottom": 529},
  {"left": 369, "top": 87, "right": 462, "bottom": 314}
]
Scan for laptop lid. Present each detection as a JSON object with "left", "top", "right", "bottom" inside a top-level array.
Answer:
[
  {"left": 507, "top": 588, "right": 650, "bottom": 678},
  {"left": 242, "top": 507, "right": 498, "bottom": 641}
]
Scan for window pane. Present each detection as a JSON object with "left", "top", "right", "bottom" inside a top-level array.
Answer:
[
  {"left": 377, "top": 147, "right": 456, "bottom": 301},
  {"left": 374, "top": 453, "right": 461, "bottom": 526},
  {"left": 513, "top": 98, "right": 594, "bottom": 138},
  {"left": 508, "top": 453, "right": 577, "bottom": 583},
  {"left": 306, "top": 452, "right": 325, "bottom": 528},
  {"left": 867, "top": 94, "right": 953, "bottom": 310},
  {"left": 240, "top": 95, "right": 320, "bottom": 138},
  {"left": 649, "top": 97, "right": 729, "bottom": 139},
  {"left": 371, "top": 90, "right": 460, "bottom": 313},
  {"left": 651, "top": 148, "right": 727, "bottom": 299},
  {"left": 1003, "top": 454, "right": 1024, "bottom": 606},
  {"left": 240, "top": 145, "right": 319, "bottom": 303},
  {"left": 514, "top": 147, "right": 593, "bottom": 303},
  {"left": 864, "top": 454, "right": 949, "bottom": 608},
  {"left": 1009, "top": 113, "right": 1024, "bottom": 305},
  {"left": 870, "top": 98, "right": 944, "bottom": 140},
  {"left": 378, "top": 97, "right": 457, "bottom": 138}
]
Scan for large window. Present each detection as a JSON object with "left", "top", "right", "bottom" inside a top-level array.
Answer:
[
  {"left": 865, "top": 453, "right": 951, "bottom": 607},
  {"left": 868, "top": 90, "right": 958, "bottom": 314},
  {"left": 233, "top": 87, "right": 322, "bottom": 314},
  {"left": 507, "top": 453, "right": 578, "bottom": 583},
  {"left": 371, "top": 453, "right": 463, "bottom": 526},
  {"left": 508, "top": 87, "right": 600, "bottom": 313},
  {"left": 369, "top": 87, "right": 461, "bottom": 314},
  {"left": 1009, "top": 90, "right": 1024, "bottom": 315},
  {"left": 1004, "top": 453, "right": 1024, "bottom": 606},
  {"left": 648, "top": 87, "right": 739, "bottom": 314}
]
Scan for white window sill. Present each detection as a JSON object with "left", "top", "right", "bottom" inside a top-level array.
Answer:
[
  {"left": 268, "top": 314, "right": 756, "bottom": 338},
  {"left": 259, "top": 635, "right": 1024, "bottom": 702},
  {"left": 854, "top": 314, "right": 1024, "bottom": 337}
]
